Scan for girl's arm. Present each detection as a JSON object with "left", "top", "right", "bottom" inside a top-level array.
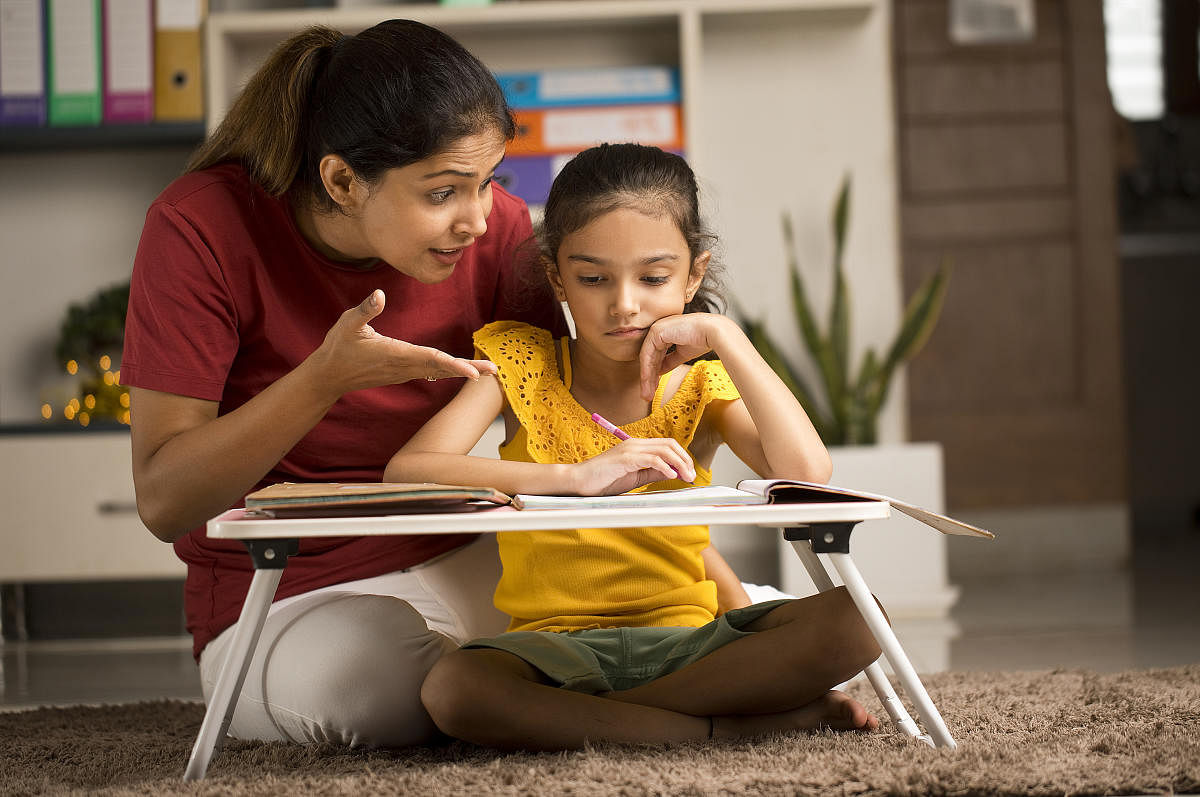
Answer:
[
  {"left": 386, "top": 374, "right": 697, "bottom": 495},
  {"left": 640, "top": 313, "right": 832, "bottom": 483},
  {"left": 701, "top": 545, "right": 752, "bottom": 615}
]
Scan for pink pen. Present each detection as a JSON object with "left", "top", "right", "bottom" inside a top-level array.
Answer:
[{"left": 590, "top": 412, "right": 683, "bottom": 480}]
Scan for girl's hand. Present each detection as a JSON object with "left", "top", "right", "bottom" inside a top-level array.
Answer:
[
  {"left": 638, "top": 313, "right": 737, "bottom": 400},
  {"left": 310, "top": 290, "right": 497, "bottom": 399},
  {"left": 570, "top": 438, "right": 696, "bottom": 495}
]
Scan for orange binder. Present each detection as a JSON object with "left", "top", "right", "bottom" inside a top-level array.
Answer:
[
  {"left": 153, "top": 0, "right": 204, "bottom": 122},
  {"left": 510, "top": 104, "right": 684, "bottom": 155}
]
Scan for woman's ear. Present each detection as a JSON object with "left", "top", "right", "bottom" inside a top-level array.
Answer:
[
  {"left": 319, "top": 155, "right": 361, "bottom": 211},
  {"left": 686, "top": 251, "right": 711, "bottom": 302}
]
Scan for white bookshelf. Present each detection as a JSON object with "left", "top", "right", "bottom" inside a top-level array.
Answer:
[{"left": 204, "top": 4, "right": 905, "bottom": 453}]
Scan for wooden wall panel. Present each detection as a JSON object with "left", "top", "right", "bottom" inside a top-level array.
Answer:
[
  {"left": 903, "top": 59, "right": 1064, "bottom": 117},
  {"left": 894, "top": 0, "right": 1127, "bottom": 509},
  {"left": 904, "top": 122, "right": 1069, "bottom": 193},
  {"left": 904, "top": 242, "right": 1077, "bottom": 408}
]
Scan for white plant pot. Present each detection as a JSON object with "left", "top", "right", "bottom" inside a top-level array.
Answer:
[{"left": 778, "top": 442, "right": 959, "bottom": 619}]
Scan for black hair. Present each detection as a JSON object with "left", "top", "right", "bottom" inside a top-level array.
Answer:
[
  {"left": 536, "top": 143, "right": 724, "bottom": 314},
  {"left": 188, "top": 19, "right": 515, "bottom": 209}
]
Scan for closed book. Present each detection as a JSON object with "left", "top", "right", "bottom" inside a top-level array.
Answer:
[
  {"left": 46, "top": 0, "right": 102, "bottom": 126},
  {"left": 510, "top": 103, "right": 683, "bottom": 156},
  {"left": 102, "top": 0, "right": 152, "bottom": 123},
  {"left": 497, "top": 66, "right": 680, "bottom": 110},
  {"left": 0, "top": 0, "right": 46, "bottom": 125},
  {"left": 244, "top": 481, "right": 519, "bottom": 518},
  {"left": 153, "top": 0, "right": 202, "bottom": 122}
]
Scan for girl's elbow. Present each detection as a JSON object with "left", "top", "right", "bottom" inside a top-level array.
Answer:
[{"left": 811, "top": 451, "right": 834, "bottom": 484}]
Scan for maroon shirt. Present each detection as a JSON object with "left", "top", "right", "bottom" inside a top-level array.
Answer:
[{"left": 122, "top": 163, "right": 563, "bottom": 658}]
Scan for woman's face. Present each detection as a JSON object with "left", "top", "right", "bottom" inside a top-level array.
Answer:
[
  {"left": 550, "top": 206, "right": 706, "bottom": 364},
  {"left": 347, "top": 131, "right": 508, "bottom": 282}
]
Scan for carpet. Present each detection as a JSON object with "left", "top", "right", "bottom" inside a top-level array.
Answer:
[{"left": 2, "top": 666, "right": 1198, "bottom": 796}]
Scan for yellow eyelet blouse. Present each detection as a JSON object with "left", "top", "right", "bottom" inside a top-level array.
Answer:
[{"left": 473, "top": 320, "right": 741, "bottom": 632}]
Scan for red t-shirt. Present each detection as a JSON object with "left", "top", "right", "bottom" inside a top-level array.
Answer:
[{"left": 121, "top": 163, "right": 564, "bottom": 658}]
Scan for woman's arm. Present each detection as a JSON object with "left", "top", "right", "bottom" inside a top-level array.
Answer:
[
  {"left": 640, "top": 313, "right": 831, "bottom": 483},
  {"left": 701, "top": 545, "right": 752, "bottom": 615},
  {"left": 131, "top": 290, "right": 496, "bottom": 542},
  {"left": 386, "top": 373, "right": 696, "bottom": 496}
]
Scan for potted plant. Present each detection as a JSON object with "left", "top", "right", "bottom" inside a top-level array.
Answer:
[
  {"left": 736, "top": 175, "right": 950, "bottom": 446},
  {"left": 721, "top": 175, "right": 960, "bottom": 634},
  {"left": 42, "top": 281, "right": 131, "bottom": 427}
]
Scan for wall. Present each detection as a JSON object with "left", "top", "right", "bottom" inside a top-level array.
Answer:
[{"left": 0, "top": 146, "right": 195, "bottom": 423}]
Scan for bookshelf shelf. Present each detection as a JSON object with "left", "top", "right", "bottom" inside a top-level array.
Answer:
[{"left": 0, "top": 122, "right": 205, "bottom": 153}]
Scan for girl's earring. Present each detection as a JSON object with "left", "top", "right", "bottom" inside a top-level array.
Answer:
[{"left": 561, "top": 301, "right": 577, "bottom": 339}]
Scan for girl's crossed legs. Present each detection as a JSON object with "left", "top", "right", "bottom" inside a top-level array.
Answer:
[{"left": 421, "top": 586, "right": 882, "bottom": 751}]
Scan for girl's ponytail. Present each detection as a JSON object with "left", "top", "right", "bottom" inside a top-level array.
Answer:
[{"left": 186, "top": 26, "right": 342, "bottom": 196}]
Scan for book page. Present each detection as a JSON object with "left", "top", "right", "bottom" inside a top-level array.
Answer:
[{"left": 515, "top": 485, "right": 764, "bottom": 510}]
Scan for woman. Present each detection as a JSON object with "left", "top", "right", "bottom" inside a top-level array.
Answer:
[{"left": 121, "top": 19, "right": 564, "bottom": 747}]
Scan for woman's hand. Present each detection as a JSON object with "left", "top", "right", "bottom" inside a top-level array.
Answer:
[
  {"left": 638, "top": 313, "right": 737, "bottom": 400},
  {"left": 569, "top": 438, "right": 696, "bottom": 495},
  {"left": 308, "top": 290, "right": 497, "bottom": 399}
]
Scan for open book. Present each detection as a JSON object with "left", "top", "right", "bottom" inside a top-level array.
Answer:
[
  {"left": 516, "top": 479, "right": 993, "bottom": 539},
  {"left": 244, "top": 482, "right": 520, "bottom": 518}
]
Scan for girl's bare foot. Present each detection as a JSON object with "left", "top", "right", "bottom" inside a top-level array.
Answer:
[{"left": 712, "top": 690, "right": 879, "bottom": 739}]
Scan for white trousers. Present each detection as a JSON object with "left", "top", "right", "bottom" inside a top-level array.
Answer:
[{"left": 198, "top": 534, "right": 508, "bottom": 748}]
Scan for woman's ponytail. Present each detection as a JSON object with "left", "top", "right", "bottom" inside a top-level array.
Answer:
[{"left": 186, "top": 26, "right": 342, "bottom": 196}]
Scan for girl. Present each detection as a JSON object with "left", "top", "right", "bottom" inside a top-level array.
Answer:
[{"left": 385, "top": 143, "right": 882, "bottom": 750}]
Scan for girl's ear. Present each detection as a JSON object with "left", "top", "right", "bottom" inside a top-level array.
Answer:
[
  {"left": 686, "top": 251, "right": 711, "bottom": 302},
  {"left": 545, "top": 259, "right": 568, "bottom": 302},
  {"left": 319, "top": 154, "right": 362, "bottom": 211}
]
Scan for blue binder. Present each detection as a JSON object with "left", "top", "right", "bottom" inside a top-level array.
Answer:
[{"left": 496, "top": 66, "right": 680, "bottom": 110}]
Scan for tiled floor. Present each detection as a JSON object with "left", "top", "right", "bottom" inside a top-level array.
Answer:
[{"left": 3, "top": 536, "right": 1198, "bottom": 712}]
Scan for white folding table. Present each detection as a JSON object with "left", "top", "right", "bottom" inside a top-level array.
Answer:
[{"left": 184, "top": 500, "right": 956, "bottom": 781}]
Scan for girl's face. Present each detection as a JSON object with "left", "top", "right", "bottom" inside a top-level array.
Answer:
[
  {"left": 341, "top": 131, "right": 508, "bottom": 282},
  {"left": 550, "top": 206, "right": 708, "bottom": 363}
]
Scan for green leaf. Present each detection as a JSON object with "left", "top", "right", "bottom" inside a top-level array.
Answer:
[
  {"left": 782, "top": 213, "right": 823, "bottom": 358},
  {"left": 734, "top": 309, "right": 832, "bottom": 441},
  {"left": 870, "top": 259, "right": 952, "bottom": 418}
]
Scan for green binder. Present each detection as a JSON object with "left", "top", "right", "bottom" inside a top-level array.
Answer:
[{"left": 46, "top": 0, "right": 103, "bottom": 126}]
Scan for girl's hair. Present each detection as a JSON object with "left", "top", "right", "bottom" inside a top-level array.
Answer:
[
  {"left": 538, "top": 143, "right": 725, "bottom": 314},
  {"left": 186, "top": 19, "right": 515, "bottom": 210}
]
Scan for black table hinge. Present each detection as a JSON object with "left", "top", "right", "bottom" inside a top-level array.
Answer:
[{"left": 782, "top": 522, "right": 858, "bottom": 554}]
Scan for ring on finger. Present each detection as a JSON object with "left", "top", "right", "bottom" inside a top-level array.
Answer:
[{"left": 426, "top": 376, "right": 437, "bottom": 382}]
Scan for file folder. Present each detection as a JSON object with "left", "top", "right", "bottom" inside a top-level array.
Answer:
[
  {"left": 496, "top": 66, "right": 680, "bottom": 110},
  {"left": 47, "top": 0, "right": 102, "bottom": 126},
  {"left": 493, "top": 154, "right": 572, "bottom": 206},
  {"left": 0, "top": 0, "right": 46, "bottom": 125},
  {"left": 102, "top": 0, "right": 153, "bottom": 123},
  {"left": 154, "top": 0, "right": 203, "bottom": 122},
  {"left": 509, "top": 104, "right": 684, "bottom": 156}
]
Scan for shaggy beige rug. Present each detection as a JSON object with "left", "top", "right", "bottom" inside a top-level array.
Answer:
[{"left": 2, "top": 666, "right": 1197, "bottom": 796}]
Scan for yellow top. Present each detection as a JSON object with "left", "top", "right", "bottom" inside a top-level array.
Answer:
[{"left": 473, "top": 320, "right": 741, "bottom": 632}]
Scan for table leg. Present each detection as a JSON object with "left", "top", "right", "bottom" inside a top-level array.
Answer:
[
  {"left": 183, "top": 566, "right": 284, "bottom": 781},
  {"left": 787, "top": 540, "right": 926, "bottom": 743},
  {"left": 827, "top": 552, "right": 957, "bottom": 750}
]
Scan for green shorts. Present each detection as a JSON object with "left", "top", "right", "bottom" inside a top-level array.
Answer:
[{"left": 462, "top": 599, "right": 791, "bottom": 694}]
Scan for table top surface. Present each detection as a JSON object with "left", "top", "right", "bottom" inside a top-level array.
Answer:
[{"left": 207, "top": 500, "right": 892, "bottom": 540}]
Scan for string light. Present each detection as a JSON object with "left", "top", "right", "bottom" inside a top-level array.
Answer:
[{"left": 46, "top": 351, "right": 131, "bottom": 427}]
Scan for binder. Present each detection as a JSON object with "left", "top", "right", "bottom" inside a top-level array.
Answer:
[
  {"left": 153, "top": 0, "right": 203, "bottom": 122},
  {"left": 0, "top": 0, "right": 46, "bottom": 125},
  {"left": 495, "top": 149, "right": 685, "bottom": 206},
  {"left": 493, "top": 153, "right": 572, "bottom": 206},
  {"left": 46, "top": 0, "right": 102, "bottom": 126},
  {"left": 102, "top": 0, "right": 152, "bottom": 123},
  {"left": 509, "top": 104, "right": 684, "bottom": 156},
  {"left": 496, "top": 66, "right": 680, "bottom": 110}
]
